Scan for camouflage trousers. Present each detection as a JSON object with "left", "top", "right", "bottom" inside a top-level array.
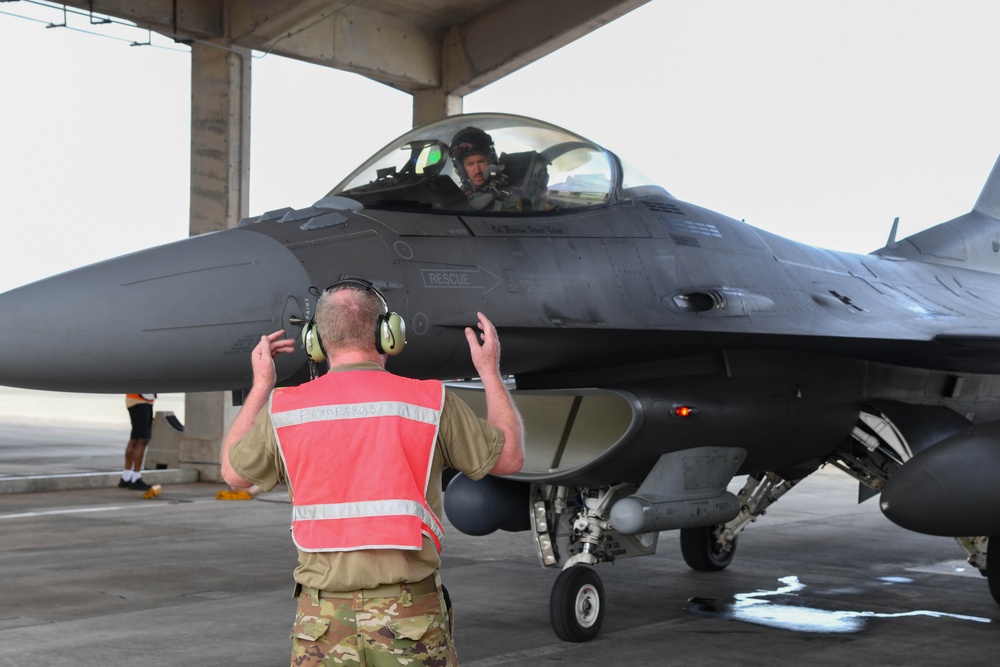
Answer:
[{"left": 290, "top": 576, "right": 458, "bottom": 666}]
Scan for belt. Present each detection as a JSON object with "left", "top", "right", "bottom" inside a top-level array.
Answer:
[{"left": 302, "top": 574, "right": 438, "bottom": 600}]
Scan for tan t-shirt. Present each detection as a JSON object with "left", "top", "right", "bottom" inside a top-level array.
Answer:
[{"left": 228, "top": 361, "right": 505, "bottom": 591}]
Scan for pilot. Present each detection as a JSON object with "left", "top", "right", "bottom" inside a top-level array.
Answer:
[
  {"left": 221, "top": 282, "right": 524, "bottom": 666},
  {"left": 450, "top": 126, "right": 531, "bottom": 211}
]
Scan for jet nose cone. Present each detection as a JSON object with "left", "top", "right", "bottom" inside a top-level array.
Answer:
[{"left": 0, "top": 228, "right": 311, "bottom": 393}]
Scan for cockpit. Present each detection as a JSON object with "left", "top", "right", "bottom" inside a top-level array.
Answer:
[{"left": 327, "top": 113, "right": 669, "bottom": 214}]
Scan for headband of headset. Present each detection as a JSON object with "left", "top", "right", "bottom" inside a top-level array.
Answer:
[{"left": 301, "top": 279, "right": 405, "bottom": 363}]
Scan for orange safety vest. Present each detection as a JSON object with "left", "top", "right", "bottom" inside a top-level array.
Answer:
[
  {"left": 126, "top": 394, "right": 156, "bottom": 403},
  {"left": 270, "top": 370, "right": 446, "bottom": 554}
]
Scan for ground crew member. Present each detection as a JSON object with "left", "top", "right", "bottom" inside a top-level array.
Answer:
[
  {"left": 221, "top": 280, "right": 524, "bottom": 666},
  {"left": 120, "top": 393, "right": 155, "bottom": 491}
]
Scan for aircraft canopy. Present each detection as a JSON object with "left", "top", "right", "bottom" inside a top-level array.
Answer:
[{"left": 329, "top": 113, "right": 667, "bottom": 213}]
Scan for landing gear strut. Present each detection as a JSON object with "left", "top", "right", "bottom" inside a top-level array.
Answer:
[
  {"left": 679, "top": 472, "right": 800, "bottom": 572},
  {"left": 534, "top": 483, "right": 656, "bottom": 642}
]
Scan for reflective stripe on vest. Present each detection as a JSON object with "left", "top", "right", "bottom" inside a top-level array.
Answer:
[
  {"left": 271, "top": 401, "right": 441, "bottom": 429},
  {"left": 271, "top": 370, "right": 445, "bottom": 554}
]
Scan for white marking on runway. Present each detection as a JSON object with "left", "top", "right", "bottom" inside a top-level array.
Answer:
[{"left": 0, "top": 503, "right": 169, "bottom": 520}]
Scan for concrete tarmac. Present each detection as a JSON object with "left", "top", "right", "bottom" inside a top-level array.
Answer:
[{"left": 2, "top": 438, "right": 1000, "bottom": 665}]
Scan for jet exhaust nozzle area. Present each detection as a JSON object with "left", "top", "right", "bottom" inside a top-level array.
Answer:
[
  {"left": 0, "top": 229, "right": 312, "bottom": 393},
  {"left": 880, "top": 421, "right": 1000, "bottom": 537}
]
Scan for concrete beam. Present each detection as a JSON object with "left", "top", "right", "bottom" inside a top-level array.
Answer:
[
  {"left": 56, "top": 0, "right": 650, "bottom": 100},
  {"left": 227, "top": 0, "right": 336, "bottom": 46},
  {"left": 444, "top": 0, "right": 651, "bottom": 95},
  {"left": 59, "top": 0, "right": 223, "bottom": 40},
  {"left": 239, "top": 4, "right": 441, "bottom": 90},
  {"left": 244, "top": 0, "right": 651, "bottom": 96}
]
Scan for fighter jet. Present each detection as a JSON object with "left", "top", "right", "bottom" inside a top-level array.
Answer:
[{"left": 2, "top": 112, "right": 1000, "bottom": 641}]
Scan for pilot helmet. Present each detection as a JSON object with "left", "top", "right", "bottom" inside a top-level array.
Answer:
[{"left": 450, "top": 127, "right": 498, "bottom": 184}]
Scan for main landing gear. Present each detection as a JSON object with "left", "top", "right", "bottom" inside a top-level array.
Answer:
[
  {"left": 953, "top": 535, "right": 1000, "bottom": 605},
  {"left": 989, "top": 537, "right": 1000, "bottom": 604},
  {"left": 535, "top": 471, "right": 805, "bottom": 642},
  {"left": 680, "top": 524, "right": 736, "bottom": 571},
  {"left": 680, "top": 472, "right": 801, "bottom": 573},
  {"left": 828, "top": 410, "right": 1000, "bottom": 608}
]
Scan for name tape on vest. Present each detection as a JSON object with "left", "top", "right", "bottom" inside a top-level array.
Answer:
[{"left": 273, "top": 401, "right": 441, "bottom": 428}]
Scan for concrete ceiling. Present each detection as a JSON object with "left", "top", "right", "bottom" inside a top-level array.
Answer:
[{"left": 56, "top": 0, "right": 649, "bottom": 96}]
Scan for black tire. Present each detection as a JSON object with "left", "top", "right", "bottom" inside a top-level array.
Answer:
[
  {"left": 549, "top": 566, "right": 605, "bottom": 642},
  {"left": 680, "top": 524, "right": 737, "bottom": 571},
  {"left": 989, "top": 536, "right": 1000, "bottom": 604}
]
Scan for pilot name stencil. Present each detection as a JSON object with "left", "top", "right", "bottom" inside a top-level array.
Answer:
[
  {"left": 490, "top": 223, "right": 565, "bottom": 235},
  {"left": 517, "top": 272, "right": 584, "bottom": 294}
]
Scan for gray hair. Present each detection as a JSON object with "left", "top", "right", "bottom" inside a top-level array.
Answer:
[{"left": 315, "top": 284, "right": 384, "bottom": 355}]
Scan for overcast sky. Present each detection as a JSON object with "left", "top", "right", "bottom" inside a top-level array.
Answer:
[{"left": 3, "top": 0, "right": 1000, "bottom": 296}]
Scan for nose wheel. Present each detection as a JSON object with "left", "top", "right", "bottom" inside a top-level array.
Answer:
[{"left": 549, "top": 566, "right": 605, "bottom": 642}]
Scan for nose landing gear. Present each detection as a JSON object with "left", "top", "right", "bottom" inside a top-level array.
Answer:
[{"left": 534, "top": 483, "right": 655, "bottom": 642}]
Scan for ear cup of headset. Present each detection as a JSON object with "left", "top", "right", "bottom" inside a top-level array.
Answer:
[
  {"left": 302, "top": 322, "right": 326, "bottom": 363},
  {"left": 376, "top": 312, "right": 406, "bottom": 356}
]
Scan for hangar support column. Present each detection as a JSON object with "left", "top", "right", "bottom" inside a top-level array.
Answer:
[
  {"left": 412, "top": 89, "right": 462, "bottom": 127},
  {"left": 179, "top": 42, "right": 252, "bottom": 482}
]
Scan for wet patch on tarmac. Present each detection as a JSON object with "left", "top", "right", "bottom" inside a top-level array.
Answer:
[
  {"left": 907, "top": 559, "right": 983, "bottom": 579},
  {"left": 686, "top": 575, "right": 991, "bottom": 633}
]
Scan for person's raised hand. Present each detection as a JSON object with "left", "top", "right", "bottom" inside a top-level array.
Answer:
[
  {"left": 464, "top": 312, "right": 501, "bottom": 379},
  {"left": 251, "top": 330, "right": 296, "bottom": 389}
]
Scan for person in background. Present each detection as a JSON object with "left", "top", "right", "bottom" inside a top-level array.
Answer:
[{"left": 120, "top": 393, "right": 155, "bottom": 491}]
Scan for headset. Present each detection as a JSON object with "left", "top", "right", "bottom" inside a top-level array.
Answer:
[{"left": 302, "top": 278, "right": 405, "bottom": 363}]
